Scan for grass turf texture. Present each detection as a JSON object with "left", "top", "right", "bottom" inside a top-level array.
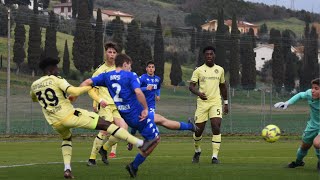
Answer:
[{"left": 0, "top": 136, "right": 319, "bottom": 180}]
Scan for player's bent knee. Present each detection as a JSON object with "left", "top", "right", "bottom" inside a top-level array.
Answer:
[{"left": 313, "top": 137, "right": 320, "bottom": 149}]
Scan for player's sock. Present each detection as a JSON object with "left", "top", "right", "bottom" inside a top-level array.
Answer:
[
  {"left": 296, "top": 147, "right": 308, "bottom": 162},
  {"left": 89, "top": 132, "right": 106, "bottom": 160},
  {"left": 106, "top": 124, "right": 143, "bottom": 147},
  {"left": 132, "top": 153, "right": 146, "bottom": 170},
  {"left": 212, "top": 134, "right": 221, "bottom": 159},
  {"left": 111, "top": 143, "right": 117, "bottom": 154},
  {"left": 179, "top": 122, "right": 192, "bottom": 130},
  {"left": 61, "top": 140, "right": 72, "bottom": 171},
  {"left": 193, "top": 134, "right": 202, "bottom": 152},
  {"left": 103, "top": 136, "right": 119, "bottom": 151}
]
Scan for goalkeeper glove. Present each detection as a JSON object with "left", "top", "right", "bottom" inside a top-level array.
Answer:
[{"left": 274, "top": 101, "right": 289, "bottom": 109}]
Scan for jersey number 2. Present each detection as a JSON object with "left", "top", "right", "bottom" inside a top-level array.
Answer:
[
  {"left": 112, "top": 83, "right": 123, "bottom": 102},
  {"left": 35, "top": 88, "right": 59, "bottom": 109}
]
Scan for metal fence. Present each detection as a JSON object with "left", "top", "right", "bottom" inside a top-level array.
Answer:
[{"left": 0, "top": 80, "right": 309, "bottom": 136}]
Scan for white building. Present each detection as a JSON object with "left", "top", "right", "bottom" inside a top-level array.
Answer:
[{"left": 254, "top": 44, "right": 299, "bottom": 71}]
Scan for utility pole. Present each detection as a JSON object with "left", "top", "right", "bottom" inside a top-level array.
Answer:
[{"left": 6, "top": 7, "right": 11, "bottom": 135}]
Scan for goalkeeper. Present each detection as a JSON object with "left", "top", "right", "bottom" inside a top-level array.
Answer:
[{"left": 274, "top": 78, "right": 320, "bottom": 171}]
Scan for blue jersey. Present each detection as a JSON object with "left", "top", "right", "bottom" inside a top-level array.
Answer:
[
  {"left": 91, "top": 70, "right": 159, "bottom": 139},
  {"left": 139, "top": 74, "right": 161, "bottom": 109}
]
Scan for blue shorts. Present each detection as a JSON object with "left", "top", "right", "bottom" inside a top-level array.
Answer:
[{"left": 138, "top": 113, "right": 159, "bottom": 140}]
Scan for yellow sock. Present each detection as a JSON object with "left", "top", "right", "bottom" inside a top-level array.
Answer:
[
  {"left": 193, "top": 133, "right": 202, "bottom": 152},
  {"left": 89, "top": 132, "right": 106, "bottom": 160},
  {"left": 61, "top": 140, "right": 72, "bottom": 166},
  {"left": 212, "top": 134, "right": 221, "bottom": 158},
  {"left": 106, "top": 124, "right": 142, "bottom": 147},
  {"left": 103, "top": 136, "right": 119, "bottom": 152},
  {"left": 111, "top": 143, "right": 117, "bottom": 154}
]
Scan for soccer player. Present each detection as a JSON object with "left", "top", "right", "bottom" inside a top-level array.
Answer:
[
  {"left": 87, "top": 42, "right": 124, "bottom": 166},
  {"left": 140, "top": 61, "right": 197, "bottom": 131},
  {"left": 30, "top": 57, "right": 157, "bottom": 179},
  {"left": 80, "top": 54, "right": 160, "bottom": 178},
  {"left": 127, "top": 61, "right": 197, "bottom": 139},
  {"left": 189, "top": 46, "right": 228, "bottom": 164},
  {"left": 274, "top": 78, "right": 320, "bottom": 171}
]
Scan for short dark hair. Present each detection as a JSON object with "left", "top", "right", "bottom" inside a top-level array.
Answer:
[
  {"left": 146, "top": 61, "right": 155, "bottom": 67},
  {"left": 202, "top": 46, "right": 216, "bottom": 54},
  {"left": 311, "top": 78, "right": 320, "bottom": 86},
  {"left": 39, "top": 57, "right": 59, "bottom": 70},
  {"left": 104, "top": 41, "right": 119, "bottom": 52},
  {"left": 115, "top": 54, "right": 132, "bottom": 67}
]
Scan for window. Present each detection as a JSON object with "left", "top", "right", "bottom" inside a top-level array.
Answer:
[
  {"left": 261, "top": 58, "right": 265, "bottom": 60},
  {"left": 68, "top": 7, "right": 71, "bottom": 12},
  {"left": 61, "top": 7, "right": 64, "bottom": 13}
]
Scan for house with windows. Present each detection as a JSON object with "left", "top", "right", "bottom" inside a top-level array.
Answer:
[
  {"left": 53, "top": 0, "right": 72, "bottom": 19},
  {"left": 201, "top": 19, "right": 259, "bottom": 36}
]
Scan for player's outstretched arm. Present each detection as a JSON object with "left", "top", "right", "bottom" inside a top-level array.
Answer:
[
  {"left": 66, "top": 86, "right": 92, "bottom": 96},
  {"left": 274, "top": 91, "right": 308, "bottom": 109}
]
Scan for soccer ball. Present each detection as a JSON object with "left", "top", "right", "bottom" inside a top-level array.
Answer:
[{"left": 261, "top": 124, "right": 281, "bottom": 143}]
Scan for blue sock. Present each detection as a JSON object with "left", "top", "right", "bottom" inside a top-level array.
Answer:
[
  {"left": 179, "top": 122, "right": 192, "bottom": 130},
  {"left": 132, "top": 153, "right": 146, "bottom": 170}
]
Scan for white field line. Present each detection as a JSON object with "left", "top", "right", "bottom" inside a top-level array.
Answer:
[{"left": 0, "top": 156, "right": 315, "bottom": 169}]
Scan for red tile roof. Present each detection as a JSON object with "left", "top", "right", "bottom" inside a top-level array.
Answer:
[{"left": 101, "top": 10, "right": 133, "bottom": 17}]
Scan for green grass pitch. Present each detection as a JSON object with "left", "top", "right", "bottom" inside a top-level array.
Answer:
[{"left": 0, "top": 136, "right": 319, "bottom": 180}]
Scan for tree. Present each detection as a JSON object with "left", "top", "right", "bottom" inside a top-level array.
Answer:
[
  {"left": 309, "top": 26, "right": 319, "bottom": 79},
  {"left": 94, "top": 8, "right": 103, "bottom": 69},
  {"left": 88, "top": 0, "right": 94, "bottom": 17},
  {"left": 72, "top": 0, "right": 95, "bottom": 78},
  {"left": 139, "top": 40, "right": 153, "bottom": 70},
  {"left": 282, "top": 29, "right": 296, "bottom": 92},
  {"left": 33, "top": 0, "right": 38, "bottom": 14},
  {"left": 27, "top": 7, "right": 41, "bottom": 76},
  {"left": 0, "top": 4, "right": 8, "bottom": 37},
  {"left": 4, "top": 0, "right": 31, "bottom": 6},
  {"left": 215, "top": 9, "right": 227, "bottom": 69},
  {"left": 44, "top": 11, "right": 59, "bottom": 60},
  {"left": 240, "top": 30, "right": 256, "bottom": 90},
  {"left": 170, "top": 52, "right": 182, "bottom": 87},
  {"left": 259, "top": 23, "right": 268, "bottom": 35},
  {"left": 13, "top": 19, "right": 26, "bottom": 74},
  {"left": 154, "top": 14, "right": 165, "bottom": 84},
  {"left": 63, "top": 40, "right": 70, "bottom": 76},
  {"left": 190, "top": 28, "right": 196, "bottom": 53},
  {"left": 126, "top": 20, "right": 143, "bottom": 75},
  {"left": 229, "top": 14, "right": 240, "bottom": 89},
  {"left": 72, "top": 0, "right": 78, "bottom": 18},
  {"left": 271, "top": 29, "right": 284, "bottom": 93},
  {"left": 197, "top": 30, "right": 214, "bottom": 66},
  {"left": 299, "top": 21, "right": 318, "bottom": 91},
  {"left": 112, "top": 16, "right": 125, "bottom": 52},
  {"left": 39, "top": 0, "right": 50, "bottom": 9}
]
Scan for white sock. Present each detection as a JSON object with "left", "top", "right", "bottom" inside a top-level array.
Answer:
[
  {"left": 135, "top": 140, "right": 143, "bottom": 147},
  {"left": 195, "top": 148, "right": 201, "bottom": 153},
  {"left": 212, "top": 155, "right": 218, "bottom": 159},
  {"left": 64, "top": 164, "right": 71, "bottom": 171}
]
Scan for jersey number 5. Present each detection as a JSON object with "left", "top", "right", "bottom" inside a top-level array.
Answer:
[
  {"left": 35, "top": 88, "right": 59, "bottom": 109},
  {"left": 112, "top": 83, "right": 123, "bottom": 102}
]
